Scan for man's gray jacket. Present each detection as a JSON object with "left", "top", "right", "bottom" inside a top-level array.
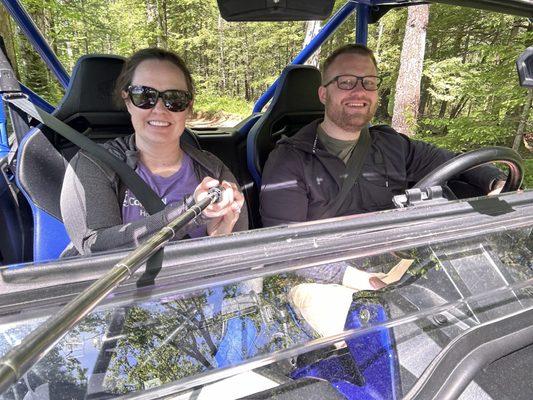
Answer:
[
  {"left": 259, "top": 119, "right": 503, "bottom": 283},
  {"left": 261, "top": 119, "right": 503, "bottom": 227}
]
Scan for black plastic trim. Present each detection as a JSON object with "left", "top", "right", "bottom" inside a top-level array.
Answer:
[{"left": 430, "top": 0, "right": 533, "bottom": 18}]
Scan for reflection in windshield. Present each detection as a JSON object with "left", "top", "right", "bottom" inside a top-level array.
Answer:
[{"left": 1, "top": 227, "right": 531, "bottom": 399}]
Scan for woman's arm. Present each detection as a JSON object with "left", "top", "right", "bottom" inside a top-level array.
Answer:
[{"left": 60, "top": 152, "right": 207, "bottom": 255}]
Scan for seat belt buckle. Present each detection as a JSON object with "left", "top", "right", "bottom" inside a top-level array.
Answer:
[
  {"left": 2, "top": 92, "right": 28, "bottom": 101},
  {"left": 393, "top": 186, "right": 446, "bottom": 208}
]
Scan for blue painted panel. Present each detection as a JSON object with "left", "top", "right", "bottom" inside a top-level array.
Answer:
[
  {"left": 343, "top": 304, "right": 399, "bottom": 399},
  {"left": 31, "top": 207, "right": 70, "bottom": 261},
  {"left": 15, "top": 128, "right": 69, "bottom": 262},
  {"left": 291, "top": 303, "right": 398, "bottom": 400}
]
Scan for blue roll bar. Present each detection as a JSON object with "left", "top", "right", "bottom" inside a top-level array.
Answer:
[
  {"left": 253, "top": 1, "right": 358, "bottom": 113},
  {"left": 1, "top": 0, "right": 69, "bottom": 89},
  {"left": 19, "top": 83, "right": 54, "bottom": 114},
  {"left": 356, "top": 3, "right": 370, "bottom": 44}
]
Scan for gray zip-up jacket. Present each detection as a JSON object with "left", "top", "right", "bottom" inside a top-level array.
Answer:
[{"left": 60, "top": 135, "right": 248, "bottom": 256}]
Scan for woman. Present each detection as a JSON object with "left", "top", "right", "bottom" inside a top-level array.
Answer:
[{"left": 60, "top": 48, "right": 247, "bottom": 256}]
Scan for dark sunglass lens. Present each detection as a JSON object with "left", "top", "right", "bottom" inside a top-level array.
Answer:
[
  {"left": 129, "top": 86, "right": 157, "bottom": 109},
  {"left": 163, "top": 90, "right": 191, "bottom": 112}
]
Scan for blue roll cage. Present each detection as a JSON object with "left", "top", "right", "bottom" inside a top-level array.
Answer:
[
  {"left": 0, "top": 0, "right": 381, "bottom": 154},
  {"left": 2, "top": 0, "right": 527, "bottom": 151}
]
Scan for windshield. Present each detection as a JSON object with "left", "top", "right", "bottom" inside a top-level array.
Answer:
[{"left": 1, "top": 225, "right": 531, "bottom": 399}]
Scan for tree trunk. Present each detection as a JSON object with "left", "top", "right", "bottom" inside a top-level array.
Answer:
[
  {"left": 375, "top": 20, "right": 384, "bottom": 61},
  {"left": 438, "top": 100, "right": 447, "bottom": 118},
  {"left": 80, "top": 0, "right": 89, "bottom": 55},
  {"left": 391, "top": 4, "right": 429, "bottom": 136},
  {"left": 0, "top": 7, "right": 18, "bottom": 76},
  {"left": 145, "top": 0, "right": 157, "bottom": 47},
  {"left": 217, "top": 16, "right": 226, "bottom": 92},
  {"left": 450, "top": 95, "right": 468, "bottom": 118},
  {"left": 303, "top": 20, "right": 321, "bottom": 68},
  {"left": 156, "top": 0, "right": 168, "bottom": 48},
  {"left": 418, "top": 75, "right": 429, "bottom": 117},
  {"left": 512, "top": 89, "right": 533, "bottom": 151}
]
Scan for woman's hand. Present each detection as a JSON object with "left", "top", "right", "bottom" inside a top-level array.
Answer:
[{"left": 193, "top": 177, "right": 244, "bottom": 236}]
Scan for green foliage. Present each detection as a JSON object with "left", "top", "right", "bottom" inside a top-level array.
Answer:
[
  {"left": 417, "top": 116, "right": 513, "bottom": 151},
  {"left": 193, "top": 93, "right": 252, "bottom": 118},
  {"left": 8, "top": 0, "right": 532, "bottom": 188}
]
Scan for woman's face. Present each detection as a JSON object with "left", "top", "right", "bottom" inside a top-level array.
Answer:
[{"left": 124, "top": 59, "right": 191, "bottom": 149}]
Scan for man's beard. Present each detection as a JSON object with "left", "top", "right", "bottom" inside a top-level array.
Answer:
[{"left": 325, "top": 97, "right": 376, "bottom": 132}]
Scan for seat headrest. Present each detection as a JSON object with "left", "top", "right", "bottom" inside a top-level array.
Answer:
[
  {"left": 53, "top": 54, "right": 128, "bottom": 125},
  {"left": 269, "top": 64, "right": 324, "bottom": 114},
  {"left": 247, "top": 64, "right": 324, "bottom": 185}
]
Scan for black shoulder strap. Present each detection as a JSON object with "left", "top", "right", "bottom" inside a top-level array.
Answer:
[
  {"left": 322, "top": 126, "right": 371, "bottom": 219},
  {"left": 4, "top": 94, "right": 166, "bottom": 287},
  {"left": 4, "top": 95, "right": 165, "bottom": 214}
]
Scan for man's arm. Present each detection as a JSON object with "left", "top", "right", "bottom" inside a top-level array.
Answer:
[
  {"left": 259, "top": 146, "right": 309, "bottom": 227},
  {"left": 404, "top": 136, "right": 505, "bottom": 193}
]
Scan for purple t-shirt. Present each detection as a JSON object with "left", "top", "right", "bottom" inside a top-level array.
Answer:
[{"left": 122, "top": 153, "right": 207, "bottom": 238}]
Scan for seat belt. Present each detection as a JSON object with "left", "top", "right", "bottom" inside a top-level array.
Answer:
[
  {"left": 321, "top": 126, "right": 371, "bottom": 219},
  {"left": 2, "top": 93, "right": 167, "bottom": 287}
]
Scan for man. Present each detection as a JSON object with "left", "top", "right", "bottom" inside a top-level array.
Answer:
[{"left": 260, "top": 44, "right": 504, "bottom": 289}]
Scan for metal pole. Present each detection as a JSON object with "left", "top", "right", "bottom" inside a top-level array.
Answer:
[{"left": 0, "top": 189, "right": 222, "bottom": 394}]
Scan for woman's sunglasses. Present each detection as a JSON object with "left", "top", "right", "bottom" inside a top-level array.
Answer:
[{"left": 127, "top": 85, "right": 192, "bottom": 112}]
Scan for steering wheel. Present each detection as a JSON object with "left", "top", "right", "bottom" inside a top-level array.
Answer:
[{"left": 413, "top": 146, "right": 523, "bottom": 194}]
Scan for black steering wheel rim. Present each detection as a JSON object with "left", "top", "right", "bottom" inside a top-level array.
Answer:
[{"left": 413, "top": 146, "right": 523, "bottom": 193}]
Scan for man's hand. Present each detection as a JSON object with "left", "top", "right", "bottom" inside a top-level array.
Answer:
[
  {"left": 488, "top": 179, "right": 506, "bottom": 196},
  {"left": 342, "top": 259, "right": 415, "bottom": 291},
  {"left": 342, "top": 266, "right": 387, "bottom": 291}
]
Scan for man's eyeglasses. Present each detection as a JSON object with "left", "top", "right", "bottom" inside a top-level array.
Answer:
[
  {"left": 324, "top": 75, "right": 382, "bottom": 91},
  {"left": 127, "top": 85, "right": 192, "bottom": 112}
]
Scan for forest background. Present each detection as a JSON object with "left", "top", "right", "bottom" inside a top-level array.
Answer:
[{"left": 1, "top": 0, "right": 532, "bottom": 186}]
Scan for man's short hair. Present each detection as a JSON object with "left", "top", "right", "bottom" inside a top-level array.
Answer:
[{"left": 321, "top": 44, "right": 378, "bottom": 82}]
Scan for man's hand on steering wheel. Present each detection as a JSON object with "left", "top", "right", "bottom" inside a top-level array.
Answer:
[{"left": 488, "top": 179, "right": 507, "bottom": 196}]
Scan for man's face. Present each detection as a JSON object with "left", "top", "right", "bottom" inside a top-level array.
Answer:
[{"left": 318, "top": 53, "right": 379, "bottom": 132}]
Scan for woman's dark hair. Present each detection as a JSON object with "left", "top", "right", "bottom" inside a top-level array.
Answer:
[{"left": 114, "top": 47, "right": 195, "bottom": 106}]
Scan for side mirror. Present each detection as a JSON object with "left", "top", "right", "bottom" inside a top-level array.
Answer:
[{"left": 517, "top": 46, "right": 533, "bottom": 88}]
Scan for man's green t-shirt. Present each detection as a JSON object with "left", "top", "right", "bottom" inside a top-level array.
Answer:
[{"left": 317, "top": 125, "right": 357, "bottom": 164}]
